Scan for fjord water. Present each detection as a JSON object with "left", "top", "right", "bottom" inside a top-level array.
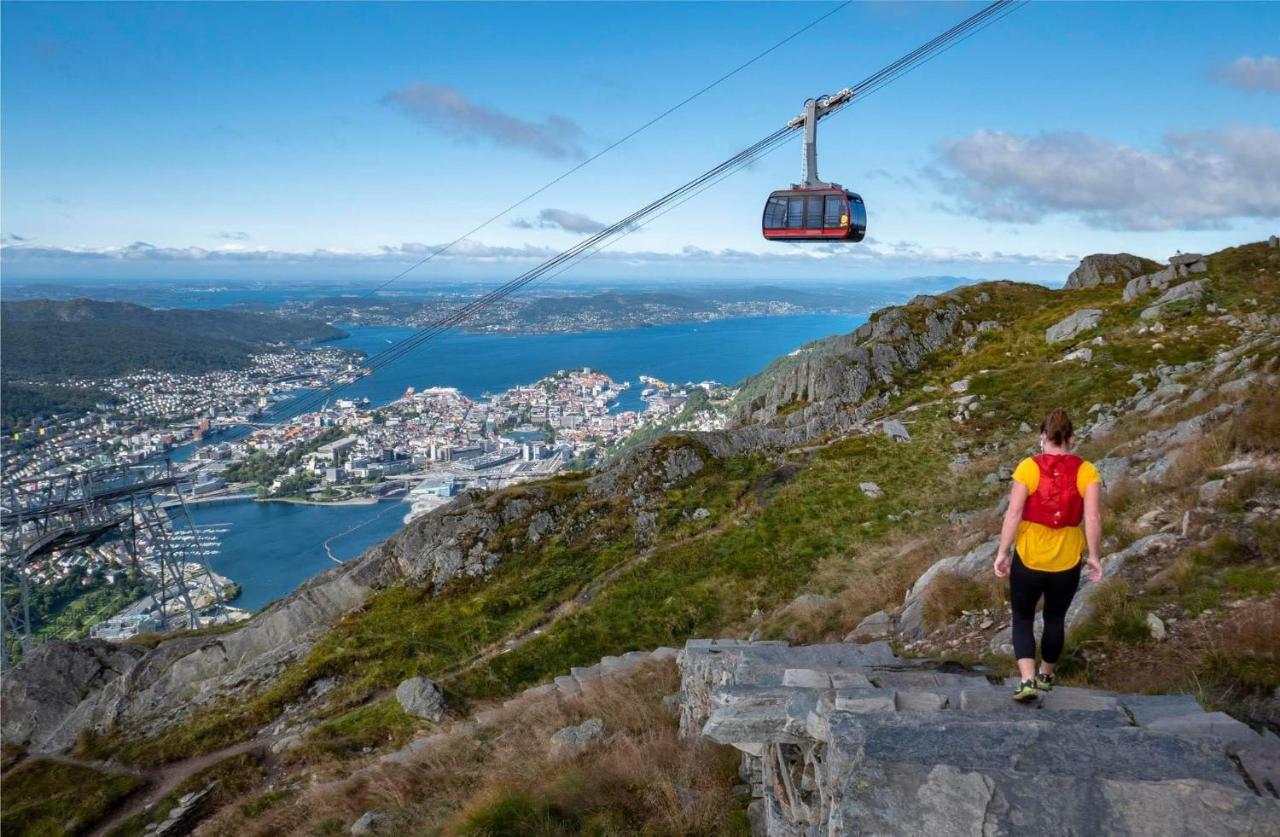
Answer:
[
  {"left": 321, "top": 314, "right": 867, "bottom": 412},
  {"left": 190, "top": 313, "right": 866, "bottom": 611}
]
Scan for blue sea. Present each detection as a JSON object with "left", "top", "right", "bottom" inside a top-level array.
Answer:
[{"left": 179, "top": 313, "right": 870, "bottom": 610}]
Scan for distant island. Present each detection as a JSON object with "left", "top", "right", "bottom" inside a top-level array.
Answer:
[{"left": 265, "top": 286, "right": 876, "bottom": 334}]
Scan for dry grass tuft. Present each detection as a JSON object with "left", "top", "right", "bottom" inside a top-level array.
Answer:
[
  {"left": 922, "top": 571, "right": 1000, "bottom": 630},
  {"left": 1232, "top": 389, "right": 1280, "bottom": 453},
  {"left": 1076, "top": 597, "right": 1280, "bottom": 722},
  {"left": 206, "top": 660, "right": 745, "bottom": 836}
]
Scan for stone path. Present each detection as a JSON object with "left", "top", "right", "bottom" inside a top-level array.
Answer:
[{"left": 679, "top": 639, "right": 1280, "bottom": 836}]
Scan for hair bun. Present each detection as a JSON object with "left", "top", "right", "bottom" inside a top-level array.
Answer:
[{"left": 1041, "top": 408, "right": 1074, "bottom": 446}]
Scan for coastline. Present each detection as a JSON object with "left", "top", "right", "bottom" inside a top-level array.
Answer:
[{"left": 258, "top": 494, "right": 396, "bottom": 507}]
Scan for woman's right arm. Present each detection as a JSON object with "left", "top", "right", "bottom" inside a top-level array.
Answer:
[{"left": 994, "top": 481, "right": 1028, "bottom": 578}]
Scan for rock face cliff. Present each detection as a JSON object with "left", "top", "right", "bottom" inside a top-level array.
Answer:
[
  {"left": 724, "top": 291, "right": 971, "bottom": 451},
  {"left": 678, "top": 639, "right": 1280, "bottom": 836}
]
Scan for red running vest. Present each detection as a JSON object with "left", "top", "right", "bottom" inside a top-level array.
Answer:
[{"left": 1021, "top": 453, "right": 1085, "bottom": 529}]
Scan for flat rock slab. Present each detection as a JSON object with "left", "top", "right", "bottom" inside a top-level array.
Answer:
[
  {"left": 1121, "top": 693, "right": 1206, "bottom": 727},
  {"left": 1146, "top": 711, "right": 1260, "bottom": 744}
]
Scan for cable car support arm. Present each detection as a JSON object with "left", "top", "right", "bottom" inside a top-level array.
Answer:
[{"left": 789, "top": 88, "right": 854, "bottom": 189}]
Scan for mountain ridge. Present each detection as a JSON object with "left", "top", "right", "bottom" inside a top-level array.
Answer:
[{"left": 3, "top": 239, "right": 1278, "bottom": 835}]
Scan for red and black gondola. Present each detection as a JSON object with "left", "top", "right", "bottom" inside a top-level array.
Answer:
[{"left": 761, "top": 188, "right": 866, "bottom": 242}]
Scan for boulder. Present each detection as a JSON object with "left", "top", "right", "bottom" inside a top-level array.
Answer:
[
  {"left": 1199, "top": 479, "right": 1227, "bottom": 506},
  {"left": 549, "top": 717, "right": 605, "bottom": 760},
  {"left": 1169, "top": 252, "right": 1207, "bottom": 271},
  {"left": 1046, "top": 309, "right": 1103, "bottom": 344},
  {"left": 882, "top": 419, "right": 911, "bottom": 442},
  {"left": 1064, "top": 253, "right": 1156, "bottom": 289},
  {"left": 395, "top": 676, "right": 446, "bottom": 721},
  {"left": 351, "top": 811, "right": 389, "bottom": 836},
  {"left": 846, "top": 610, "right": 893, "bottom": 642},
  {"left": 1141, "top": 280, "right": 1206, "bottom": 320},
  {"left": 860, "top": 482, "right": 884, "bottom": 499},
  {"left": 1147, "top": 612, "right": 1167, "bottom": 641}
]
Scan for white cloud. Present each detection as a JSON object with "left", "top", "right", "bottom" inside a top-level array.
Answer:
[
  {"left": 381, "top": 83, "right": 586, "bottom": 159},
  {"left": 511, "top": 208, "right": 608, "bottom": 234},
  {"left": 931, "top": 126, "right": 1280, "bottom": 231},
  {"left": 1216, "top": 56, "right": 1280, "bottom": 94},
  {"left": 0, "top": 238, "right": 1071, "bottom": 272}
]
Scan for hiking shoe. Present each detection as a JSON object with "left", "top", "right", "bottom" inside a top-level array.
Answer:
[
  {"left": 1012, "top": 679, "right": 1039, "bottom": 703},
  {"left": 1035, "top": 672, "right": 1055, "bottom": 692}
]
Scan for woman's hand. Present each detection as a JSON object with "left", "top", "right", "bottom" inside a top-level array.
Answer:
[
  {"left": 1085, "top": 555, "right": 1104, "bottom": 583},
  {"left": 993, "top": 549, "right": 1012, "bottom": 578}
]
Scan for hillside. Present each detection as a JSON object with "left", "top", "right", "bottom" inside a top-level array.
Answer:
[
  {"left": 0, "top": 299, "right": 346, "bottom": 425},
  {"left": 1, "top": 298, "right": 346, "bottom": 346},
  {"left": 2, "top": 240, "right": 1278, "bottom": 835}
]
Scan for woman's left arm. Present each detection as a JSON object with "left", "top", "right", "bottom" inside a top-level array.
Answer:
[{"left": 1083, "top": 481, "right": 1103, "bottom": 582}]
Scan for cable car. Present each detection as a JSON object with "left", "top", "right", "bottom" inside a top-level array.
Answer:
[
  {"left": 762, "top": 92, "right": 867, "bottom": 243},
  {"left": 762, "top": 188, "right": 866, "bottom": 242}
]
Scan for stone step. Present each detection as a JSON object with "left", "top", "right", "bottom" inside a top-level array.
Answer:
[
  {"left": 1233, "top": 735, "right": 1280, "bottom": 798},
  {"left": 869, "top": 669, "right": 993, "bottom": 691},
  {"left": 833, "top": 689, "right": 896, "bottom": 713},
  {"left": 894, "top": 689, "right": 949, "bottom": 712},
  {"left": 520, "top": 682, "right": 556, "bottom": 701}
]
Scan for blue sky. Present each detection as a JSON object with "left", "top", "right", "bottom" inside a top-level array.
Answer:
[{"left": 2, "top": 1, "right": 1277, "bottom": 284}]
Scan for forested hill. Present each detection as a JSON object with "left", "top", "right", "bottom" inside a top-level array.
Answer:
[
  {"left": 0, "top": 299, "right": 346, "bottom": 427},
  {"left": 2, "top": 298, "right": 344, "bottom": 347}
]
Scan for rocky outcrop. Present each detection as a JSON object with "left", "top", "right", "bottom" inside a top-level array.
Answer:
[
  {"left": 1045, "top": 308, "right": 1103, "bottom": 343},
  {"left": 2, "top": 550, "right": 381, "bottom": 751},
  {"left": 679, "top": 640, "right": 1280, "bottom": 836},
  {"left": 727, "top": 293, "right": 969, "bottom": 448},
  {"left": 897, "top": 539, "right": 997, "bottom": 640},
  {"left": 0, "top": 639, "right": 147, "bottom": 753},
  {"left": 1124, "top": 252, "right": 1208, "bottom": 302},
  {"left": 1141, "top": 279, "right": 1207, "bottom": 319},
  {"left": 1064, "top": 253, "right": 1157, "bottom": 289}
]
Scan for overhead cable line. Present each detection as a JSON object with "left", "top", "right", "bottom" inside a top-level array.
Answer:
[
  {"left": 269, "top": 0, "right": 1022, "bottom": 424},
  {"left": 365, "top": 0, "right": 854, "bottom": 297}
]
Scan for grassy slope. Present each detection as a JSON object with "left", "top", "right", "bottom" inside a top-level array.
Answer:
[
  {"left": 62, "top": 242, "right": 1280, "bottom": 831},
  {"left": 0, "top": 758, "right": 143, "bottom": 837}
]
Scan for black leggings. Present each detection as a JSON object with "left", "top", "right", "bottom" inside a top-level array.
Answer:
[{"left": 1010, "top": 552, "right": 1082, "bottom": 664}]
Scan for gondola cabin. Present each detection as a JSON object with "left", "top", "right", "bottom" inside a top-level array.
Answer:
[{"left": 762, "top": 188, "right": 866, "bottom": 242}]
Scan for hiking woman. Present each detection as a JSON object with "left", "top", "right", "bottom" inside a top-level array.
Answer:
[{"left": 993, "top": 408, "right": 1104, "bottom": 702}]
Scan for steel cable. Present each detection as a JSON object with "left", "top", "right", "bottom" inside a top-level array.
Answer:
[{"left": 266, "top": 0, "right": 1022, "bottom": 424}]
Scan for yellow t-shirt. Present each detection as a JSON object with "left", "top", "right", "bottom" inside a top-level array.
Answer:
[{"left": 1012, "top": 457, "right": 1099, "bottom": 572}]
